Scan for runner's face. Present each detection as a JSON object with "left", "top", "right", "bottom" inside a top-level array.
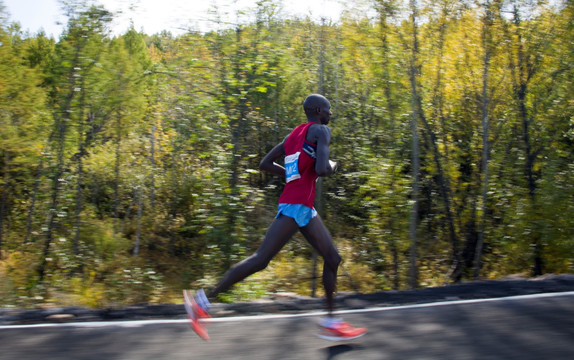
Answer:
[{"left": 319, "top": 101, "right": 332, "bottom": 125}]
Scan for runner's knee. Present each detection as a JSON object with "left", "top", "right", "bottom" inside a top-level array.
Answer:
[{"left": 325, "top": 251, "right": 341, "bottom": 270}]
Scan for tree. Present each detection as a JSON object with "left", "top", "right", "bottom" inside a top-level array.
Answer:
[
  {"left": 38, "top": 3, "right": 113, "bottom": 280},
  {"left": 1, "top": 0, "right": 572, "bottom": 307},
  {"left": 503, "top": 0, "right": 557, "bottom": 275},
  {"left": 417, "top": 0, "right": 461, "bottom": 283},
  {"left": 0, "top": 22, "right": 48, "bottom": 255},
  {"left": 407, "top": 0, "right": 421, "bottom": 289},
  {"left": 473, "top": 0, "right": 501, "bottom": 279}
]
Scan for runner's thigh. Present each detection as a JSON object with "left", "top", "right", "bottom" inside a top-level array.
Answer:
[
  {"left": 255, "top": 214, "right": 300, "bottom": 258},
  {"left": 299, "top": 215, "right": 338, "bottom": 257}
]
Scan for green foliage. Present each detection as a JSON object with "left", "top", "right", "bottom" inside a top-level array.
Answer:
[
  {"left": 0, "top": 0, "right": 572, "bottom": 308},
  {"left": 0, "top": 250, "right": 40, "bottom": 307}
]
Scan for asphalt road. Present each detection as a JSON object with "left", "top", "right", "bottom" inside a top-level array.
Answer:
[{"left": 1, "top": 292, "right": 573, "bottom": 360}]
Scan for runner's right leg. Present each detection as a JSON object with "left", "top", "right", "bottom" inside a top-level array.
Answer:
[{"left": 207, "top": 214, "right": 299, "bottom": 299}]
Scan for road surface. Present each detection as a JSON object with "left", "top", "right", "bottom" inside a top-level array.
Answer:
[{"left": 1, "top": 292, "right": 573, "bottom": 360}]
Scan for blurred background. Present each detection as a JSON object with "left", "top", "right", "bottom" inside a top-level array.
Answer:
[{"left": 0, "top": 0, "right": 572, "bottom": 310}]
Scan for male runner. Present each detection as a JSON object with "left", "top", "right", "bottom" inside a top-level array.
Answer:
[{"left": 184, "top": 94, "right": 366, "bottom": 341}]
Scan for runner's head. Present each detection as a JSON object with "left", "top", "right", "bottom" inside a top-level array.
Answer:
[{"left": 303, "top": 94, "right": 332, "bottom": 125}]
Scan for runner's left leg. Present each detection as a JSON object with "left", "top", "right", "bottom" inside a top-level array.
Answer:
[
  {"left": 300, "top": 215, "right": 367, "bottom": 341},
  {"left": 299, "top": 215, "right": 341, "bottom": 315}
]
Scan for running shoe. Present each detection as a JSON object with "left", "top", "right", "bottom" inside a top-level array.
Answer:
[
  {"left": 316, "top": 319, "right": 367, "bottom": 341},
  {"left": 183, "top": 289, "right": 211, "bottom": 340}
]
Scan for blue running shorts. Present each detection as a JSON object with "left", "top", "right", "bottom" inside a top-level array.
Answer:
[{"left": 276, "top": 203, "right": 318, "bottom": 227}]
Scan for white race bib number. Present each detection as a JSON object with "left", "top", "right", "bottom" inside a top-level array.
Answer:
[{"left": 285, "top": 152, "right": 301, "bottom": 183}]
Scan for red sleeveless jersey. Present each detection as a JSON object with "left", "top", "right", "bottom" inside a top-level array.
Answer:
[{"left": 278, "top": 122, "right": 318, "bottom": 208}]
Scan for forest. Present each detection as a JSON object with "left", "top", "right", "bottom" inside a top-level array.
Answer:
[{"left": 0, "top": 0, "right": 572, "bottom": 309}]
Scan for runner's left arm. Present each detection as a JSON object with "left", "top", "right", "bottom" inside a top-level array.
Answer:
[{"left": 315, "top": 125, "right": 337, "bottom": 177}]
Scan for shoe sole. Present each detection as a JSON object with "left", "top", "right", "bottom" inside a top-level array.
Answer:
[{"left": 315, "top": 332, "right": 366, "bottom": 341}]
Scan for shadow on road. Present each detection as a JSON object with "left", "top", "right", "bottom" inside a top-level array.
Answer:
[{"left": 323, "top": 344, "right": 365, "bottom": 359}]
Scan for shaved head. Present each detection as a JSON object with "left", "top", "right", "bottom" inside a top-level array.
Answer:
[
  {"left": 303, "top": 94, "right": 330, "bottom": 114},
  {"left": 302, "top": 94, "right": 332, "bottom": 124}
]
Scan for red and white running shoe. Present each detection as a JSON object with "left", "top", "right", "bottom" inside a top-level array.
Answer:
[
  {"left": 183, "top": 289, "right": 211, "bottom": 341},
  {"left": 316, "top": 318, "right": 367, "bottom": 341}
]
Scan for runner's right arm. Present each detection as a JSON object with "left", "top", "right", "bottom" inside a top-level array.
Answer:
[{"left": 259, "top": 137, "right": 287, "bottom": 177}]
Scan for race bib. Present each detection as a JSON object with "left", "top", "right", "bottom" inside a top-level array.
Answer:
[{"left": 285, "top": 152, "right": 301, "bottom": 183}]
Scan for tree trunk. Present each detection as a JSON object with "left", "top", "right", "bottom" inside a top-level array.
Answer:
[
  {"left": 390, "top": 218, "right": 399, "bottom": 290},
  {"left": 0, "top": 151, "right": 9, "bottom": 257},
  {"left": 39, "top": 52, "right": 79, "bottom": 280},
  {"left": 377, "top": 2, "right": 400, "bottom": 289},
  {"left": 510, "top": 4, "right": 543, "bottom": 276},
  {"left": 113, "top": 109, "right": 122, "bottom": 235},
  {"left": 39, "top": 111, "right": 68, "bottom": 281},
  {"left": 420, "top": 113, "right": 460, "bottom": 282},
  {"left": 474, "top": 2, "right": 494, "bottom": 279},
  {"left": 149, "top": 124, "right": 156, "bottom": 209},
  {"left": 25, "top": 156, "right": 44, "bottom": 243},
  {"left": 73, "top": 80, "right": 87, "bottom": 258},
  {"left": 134, "top": 187, "right": 143, "bottom": 257},
  {"left": 311, "top": 18, "right": 327, "bottom": 298},
  {"left": 73, "top": 144, "right": 84, "bottom": 257},
  {"left": 408, "top": 0, "right": 421, "bottom": 290}
]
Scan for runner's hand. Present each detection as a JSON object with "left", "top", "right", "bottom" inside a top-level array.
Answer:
[{"left": 329, "top": 160, "right": 338, "bottom": 174}]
